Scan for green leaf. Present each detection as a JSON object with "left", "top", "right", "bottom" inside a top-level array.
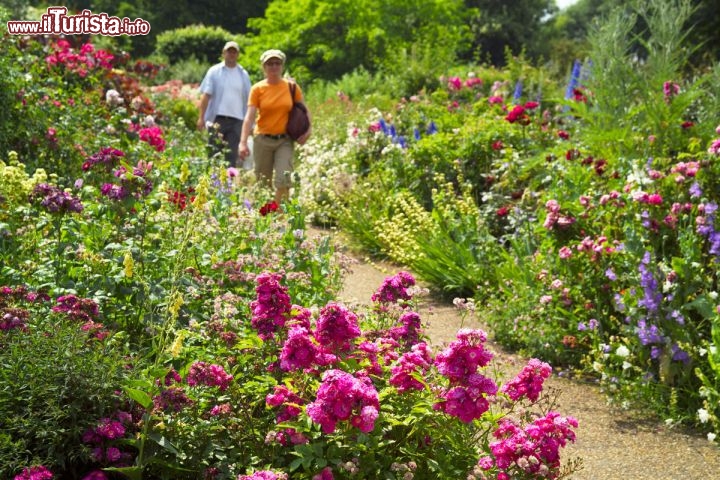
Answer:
[
  {"left": 103, "top": 466, "right": 143, "bottom": 480},
  {"left": 149, "top": 433, "right": 180, "bottom": 455},
  {"left": 123, "top": 387, "right": 152, "bottom": 409}
]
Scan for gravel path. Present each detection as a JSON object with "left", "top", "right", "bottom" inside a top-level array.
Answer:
[{"left": 336, "top": 253, "right": 720, "bottom": 479}]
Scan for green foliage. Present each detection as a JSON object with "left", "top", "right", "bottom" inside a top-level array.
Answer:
[
  {"left": 244, "top": 0, "right": 470, "bottom": 86},
  {"left": 0, "top": 313, "right": 133, "bottom": 477},
  {"left": 156, "top": 24, "right": 241, "bottom": 66}
]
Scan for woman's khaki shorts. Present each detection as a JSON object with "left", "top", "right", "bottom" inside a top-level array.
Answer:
[{"left": 253, "top": 134, "right": 294, "bottom": 189}]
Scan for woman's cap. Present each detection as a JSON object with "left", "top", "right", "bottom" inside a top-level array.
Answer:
[
  {"left": 260, "top": 49, "right": 286, "bottom": 64},
  {"left": 223, "top": 41, "right": 240, "bottom": 52}
]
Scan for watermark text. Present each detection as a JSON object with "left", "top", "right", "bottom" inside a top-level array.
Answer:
[{"left": 7, "top": 7, "right": 151, "bottom": 36}]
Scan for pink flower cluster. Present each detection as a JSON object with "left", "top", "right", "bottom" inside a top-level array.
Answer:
[
  {"left": 186, "top": 361, "right": 233, "bottom": 391},
  {"left": 434, "top": 329, "right": 497, "bottom": 422},
  {"left": 371, "top": 271, "right": 416, "bottom": 304},
  {"left": 81, "top": 415, "right": 134, "bottom": 468},
  {"left": 100, "top": 161, "right": 154, "bottom": 201},
  {"left": 708, "top": 126, "right": 720, "bottom": 155},
  {"left": 82, "top": 147, "right": 125, "bottom": 172},
  {"left": 542, "top": 199, "right": 575, "bottom": 230},
  {"left": 266, "top": 385, "right": 305, "bottom": 423},
  {"left": 561, "top": 235, "right": 618, "bottom": 262},
  {"left": 153, "top": 386, "right": 193, "bottom": 412},
  {"left": 314, "top": 303, "right": 361, "bottom": 351},
  {"left": 390, "top": 342, "right": 434, "bottom": 393},
  {"left": 500, "top": 358, "right": 552, "bottom": 402},
  {"left": 306, "top": 369, "right": 380, "bottom": 433},
  {"left": 478, "top": 412, "right": 578, "bottom": 478},
  {"left": 238, "top": 471, "right": 288, "bottom": 480},
  {"left": 250, "top": 272, "right": 292, "bottom": 340},
  {"left": 387, "top": 310, "right": 423, "bottom": 346},
  {"left": 13, "top": 466, "right": 53, "bottom": 480},
  {"left": 138, "top": 126, "right": 167, "bottom": 152},
  {"left": 663, "top": 80, "right": 681, "bottom": 103},
  {"left": 45, "top": 40, "right": 114, "bottom": 77},
  {"left": 30, "top": 183, "right": 83, "bottom": 214},
  {"left": 632, "top": 191, "right": 663, "bottom": 205},
  {"left": 52, "top": 294, "right": 99, "bottom": 322},
  {"left": 670, "top": 161, "right": 700, "bottom": 182}
]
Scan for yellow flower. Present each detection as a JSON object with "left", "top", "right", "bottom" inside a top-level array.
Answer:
[
  {"left": 123, "top": 251, "right": 134, "bottom": 278},
  {"left": 168, "top": 292, "right": 184, "bottom": 321},
  {"left": 168, "top": 330, "right": 187, "bottom": 358},
  {"left": 179, "top": 162, "right": 190, "bottom": 184},
  {"left": 191, "top": 175, "right": 210, "bottom": 209}
]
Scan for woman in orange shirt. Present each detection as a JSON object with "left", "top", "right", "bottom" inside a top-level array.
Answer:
[{"left": 239, "top": 49, "right": 311, "bottom": 204}]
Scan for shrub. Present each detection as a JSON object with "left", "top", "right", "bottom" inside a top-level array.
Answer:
[{"left": 155, "top": 24, "right": 242, "bottom": 66}]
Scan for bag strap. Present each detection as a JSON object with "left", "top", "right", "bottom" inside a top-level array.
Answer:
[{"left": 288, "top": 81, "right": 296, "bottom": 103}]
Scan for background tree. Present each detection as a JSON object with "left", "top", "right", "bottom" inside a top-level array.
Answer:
[
  {"left": 243, "top": 0, "right": 472, "bottom": 86},
  {"left": 463, "top": 0, "right": 557, "bottom": 65}
]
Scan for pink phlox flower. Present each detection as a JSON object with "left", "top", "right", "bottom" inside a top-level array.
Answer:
[
  {"left": 280, "top": 326, "right": 319, "bottom": 371},
  {"left": 186, "top": 361, "right": 233, "bottom": 390},
  {"left": 447, "top": 76, "right": 463, "bottom": 91},
  {"left": 82, "top": 471, "right": 109, "bottom": 480},
  {"left": 500, "top": 358, "right": 552, "bottom": 402},
  {"left": 153, "top": 385, "right": 193, "bottom": 412},
  {"left": 312, "top": 467, "right": 335, "bottom": 480},
  {"left": 371, "top": 271, "right": 416, "bottom": 304},
  {"left": 138, "top": 126, "right": 166, "bottom": 152},
  {"left": 435, "top": 329, "right": 493, "bottom": 383},
  {"left": 306, "top": 369, "right": 380, "bottom": 434},
  {"left": 487, "top": 412, "right": 578, "bottom": 476},
  {"left": 250, "top": 272, "right": 292, "bottom": 340},
  {"left": 52, "top": 294, "right": 99, "bottom": 322},
  {"left": 390, "top": 342, "right": 434, "bottom": 393},
  {"left": 707, "top": 138, "right": 720, "bottom": 155},
  {"left": 238, "top": 471, "right": 288, "bottom": 480},
  {"left": 13, "top": 466, "right": 54, "bottom": 480},
  {"left": 266, "top": 385, "right": 305, "bottom": 423},
  {"left": 387, "top": 310, "right": 423, "bottom": 346},
  {"left": 314, "top": 302, "right": 361, "bottom": 350}
]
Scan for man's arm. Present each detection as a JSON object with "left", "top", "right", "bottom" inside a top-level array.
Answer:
[{"left": 196, "top": 93, "right": 211, "bottom": 131}]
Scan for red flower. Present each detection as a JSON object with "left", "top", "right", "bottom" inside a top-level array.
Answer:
[
  {"left": 259, "top": 201, "right": 279, "bottom": 216},
  {"left": 681, "top": 121, "right": 694, "bottom": 129},
  {"left": 496, "top": 206, "right": 510, "bottom": 217},
  {"left": 505, "top": 105, "right": 529, "bottom": 125},
  {"left": 491, "top": 140, "right": 504, "bottom": 150},
  {"left": 557, "top": 130, "right": 569, "bottom": 140}
]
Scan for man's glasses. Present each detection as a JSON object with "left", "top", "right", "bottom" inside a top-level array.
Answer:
[{"left": 265, "top": 60, "right": 283, "bottom": 66}]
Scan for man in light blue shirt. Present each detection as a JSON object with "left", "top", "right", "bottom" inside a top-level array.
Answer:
[{"left": 197, "top": 41, "right": 252, "bottom": 167}]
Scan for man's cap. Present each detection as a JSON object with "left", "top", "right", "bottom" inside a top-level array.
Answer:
[
  {"left": 260, "top": 49, "right": 286, "bottom": 64},
  {"left": 223, "top": 41, "right": 239, "bottom": 52}
]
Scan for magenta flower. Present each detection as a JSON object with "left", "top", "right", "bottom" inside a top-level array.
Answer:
[
  {"left": 30, "top": 183, "right": 83, "bottom": 214},
  {"left": 13, "top": 466, "right": 53, "bottom": 480},
  {"left": 371, "top": 271, "right": 416, "bottom": 304},
  {"left": 500, "top": 358, "right": 552, "bottom": 402},
  {"left": 238, "top": 471, "right": 288, "bottom": 480},
  {"left": 152, "top": 386, "right": 193, "bottom": 412},
  {"left": 280, "top": 326, "right": 319, "bottom": 371},
  {"left": 479, "top": 412, "right": 578, "bottom": 477},
  {"left": 186, "top": 361, "right": 233, "bottom": 391},
  {"left": 52, "top": 294, "right": 99, "bottom": 322},
  {"left": 306, "top": 369, "right": 380, "bottom": 433},
  {"left": 434, "top": 329, "right": 493, "bottom": 383},
  {"left": 250, "top": 272, "right": 292, "bottom": 340},
  {"left": 314, "top": 303, "right": 361, "bottom": 351},
  {"left": 390, "top": 342, "right": 434, "bottom": 393},
  {"left": 138, "top": 126, "right": 166, "bottom": 152},
  {"left": 266, "top": 385, "right": 305, "bottom": 423}
]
